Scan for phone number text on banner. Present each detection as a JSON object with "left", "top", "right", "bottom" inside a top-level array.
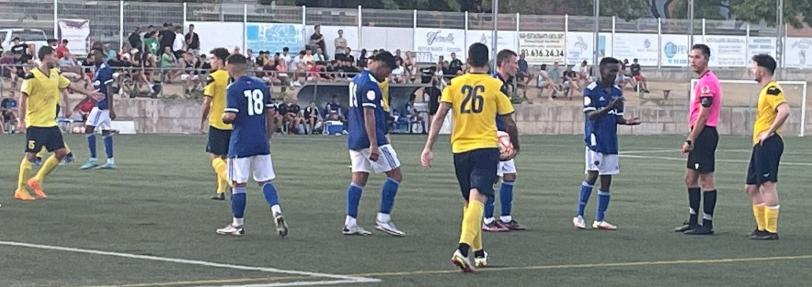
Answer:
[{"left": 519, "top": 32, "right": 565, "bottom": 64}]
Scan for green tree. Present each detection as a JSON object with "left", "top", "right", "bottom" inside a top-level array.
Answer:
[{"left": 668, "top": 0, "right": 812, "bottom": 28}]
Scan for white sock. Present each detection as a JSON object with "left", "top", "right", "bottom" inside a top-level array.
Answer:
[
  {"left": 271, "top": 204, "right": 282, "bottom": 215},
  {"left": 233, "top": 217, "right": 244, "bottom": 226},
  {"left": 344, "top": 215, "right": 356, "bottom": 227},
  {"left": 484, "top": 217, "right": 495, "bottom": 224},
  {"left": 107, "top": 158, "right": 115, "bottom": 164},
  {"left": 377, "top": 212, "right": 391, "bottom": 223},
  {"left": 89, "top": 157, "right": 98, "bottom": 162},
  {"left": 500, "top": 215, "right": 513, "bottom": 223}
]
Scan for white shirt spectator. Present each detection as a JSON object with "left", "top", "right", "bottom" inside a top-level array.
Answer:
[{"left": 173, "top": 32, "right": 184, "bottom": 52}]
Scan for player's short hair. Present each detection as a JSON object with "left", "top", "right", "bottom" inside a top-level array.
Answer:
[
  {"left": 210, "top": 48, "right": 230, "bottom": 62},
  {"left": 496, "top": 49, "right": 517, "bottom": 68},
  {"left": 37, "top": 46, "right": 55, "bottom": 61},
  {"left": 369, "top": 51, "right": 396, "bottom": 69},
  {"left": 467, "top": 43, "right": 489, "bottom": 67},
  {"left": 599, "top": 57, "right": 620, "bottom": 67},
  {"left": 226, "top": 53, "right": 248, "bottom": 65},
  {"left": 691, "top": 44, "right": 711, "bottom": 60},
  {"left": 752, "top": 54, "right": 777, "bottom": 75}
]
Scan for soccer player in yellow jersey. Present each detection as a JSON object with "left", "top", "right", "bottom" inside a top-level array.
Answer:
[
  {"left": 746, "top": 54, "right": 790, "bottom": 240},
  {"left": 14, "top": 46, "right": 101, "bottom": 201},
  {"left": 201, "top": 48, "right": 233, "bottom": 200},
  {"left": 421, "top": 43, "right": 519, "bottom": 272}
]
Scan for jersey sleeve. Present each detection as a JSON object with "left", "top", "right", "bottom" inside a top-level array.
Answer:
[
  {"left": 101, "top": 68, "right": 114, "bottom": 86},
  {"left": 20, "top": 76, "right": 33, "bottom": 96},
  {"left": 495, "top": 88, "right": 515, "bottom": 116},
  {"left": 360, "top": 83, "right": 380, "bottom": 109},
  {"left": 583, "top": 86, "right": 598, "bottom": 113},
  {"left": 440, "top": 81, "right": 454, "bottom": 104},
  {"left": 224, "top": 85, "right": 240, "bottom": 113},
  {"left": 58, "top": 74, "right": 71, "bottom": 89},
  {"left": 203, "top": 74, "right": 216, "bottom": 97},
  {"left": 697, "top": 81, "right": 718, "bottom": 102},
  {"left": 264, "top": 85, "right": 274, "bottom": 109},
  {"left": 765, "top": 86, "right": 787, "bottom": 111}
]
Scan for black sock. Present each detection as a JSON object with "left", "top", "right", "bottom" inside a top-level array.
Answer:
[
  {"left": 688, "top": 187, "right": 701, "bottom": 225},
  {"left": 458, "top": 243, "right": 470, "bottom": 257},
  {"left": 703, "top": 190, "right": 717, "bottom": 229},
  {"left": 474, "top": 250, "right": 486, "bottom": 258}
]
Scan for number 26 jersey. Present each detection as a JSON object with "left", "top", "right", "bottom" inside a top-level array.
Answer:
[{"left": 440, "top": 73, "right": 514, "bottom": 154}]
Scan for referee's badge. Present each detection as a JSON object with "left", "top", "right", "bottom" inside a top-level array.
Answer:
[{"left": 701, "top": 85, "right": 711, "bottom": 96}]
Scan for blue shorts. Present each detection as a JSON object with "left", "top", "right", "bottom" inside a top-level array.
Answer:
[{"left": 453, "top": 148, "right": 499, "bottom": 200}]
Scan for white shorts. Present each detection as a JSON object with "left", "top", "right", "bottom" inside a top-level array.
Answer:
[
  {"left": 497, "top": 159, "right": 517, "bottom": 176},
  {"left": 87, "top": 107, "right": 111, "bottom": 129},
  {"left": 227, "top": 154, "right": 276, "bottom": 184},
  {"left": 349, "top": 144, "right": 401, "bottom": 174},
  {"left": 585, "top": 147, "right": 620, "bottom": 175}
]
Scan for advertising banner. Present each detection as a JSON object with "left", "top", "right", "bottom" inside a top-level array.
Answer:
[
  {"left": 414, "top": 28, "right": 466, "bottom": 62},
  {"left": 518, "top": 32, "right": 565, "bottom": 65},
  {"left": 613, "top": 33, "right": 658, "bottom": 66},
  {"left": 466, "top": 30, "right": 517, "bottom": 54},
  {"left": 58, "top": 19, "right": 90, "bottom": 54},
  {"left": 246, "top": 23, "right": 304, "bottom": 54}
]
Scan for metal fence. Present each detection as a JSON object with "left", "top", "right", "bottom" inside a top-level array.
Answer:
[{"left": 1, "top": 1, "right": 807, "bottom": 68}]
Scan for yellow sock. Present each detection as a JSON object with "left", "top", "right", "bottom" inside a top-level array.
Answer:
[
  {"left": 212, "top": 158, "right": 229, "bottom": 193},
  {"left": 459, "top": 200, "right": 484, "bottom": 248},
  {"left": 64, "top": 143, "right": 71, "bottom": 153},
  {"left": 473, "top": 220, "right": 483, "bottom": 251},
  {"left": 753, "top": 204, "right": 766, "bottom": 231},
  {"left": 765, "top": 205, "right": 780, "bottom": 233},
  {"left": 17, "top": 158, "right": 32, "bottom": 190},
  {"left": 34, "top": 155, "right": 60, "bottom": 182}
]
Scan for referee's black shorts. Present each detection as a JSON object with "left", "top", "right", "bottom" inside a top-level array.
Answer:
[
  {"left": 453, "top": 148, "right": 499, "bottom": 200},
  {"left": 25, "top": 126, "right": 65, "bottom": 153},
  {"left": 205, "top": 126, "right": 232, "bottom": 156},
  {"left": 746, "top": 135, "right": 784, "bottom": 185},
  {"left": 687, "top": 127, "right": 719, "bottom": 173}
]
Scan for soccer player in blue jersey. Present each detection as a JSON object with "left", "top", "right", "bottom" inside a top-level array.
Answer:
[
  {"left": 80, "top": 48, "right": 117, "bottom": 170},
  {"left": 483, "top": 49, "right": 526, "bottom": 232},
  {"left": 572, "top": 57, "right": 640, "bottom": 231},
  {"left": 215, "top": 54, "right": 288, "bottom": 237},
  {"left": 342, "top": 51, "right": 404, "bottom": 237}
]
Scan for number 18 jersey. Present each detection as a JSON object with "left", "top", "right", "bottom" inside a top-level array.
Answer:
[
  {"left": 225, "top": 76, "right": 274, "bottom": 158},
  {"left": 440, "top": 73, "right": 515, "bottom": 154}
]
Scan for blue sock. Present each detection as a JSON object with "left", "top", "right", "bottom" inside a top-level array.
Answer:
[
  {"left": 484, "top": 195, "right": 495, "bottom": 219},
  {"left": 379, "top": 178, "right": 399, "bottom": 214},
  {"left": 87, "top": 134, "right": 97, "bottom": 159},
  {"left": 262, "top": 182, "right": 280, "bottom": 206},
  {"left": 346, "top": 183, "right": 363, "bottom": 218},
  {"left": 499, "top": 180, "right": 514, "bottom": 217},
  {"left": 103, "top": 134, "right": 114, "bottom": 159},
  {"left": 577, "top": 181, "right": 593, "bottom": 217},
  {"left": 231, "top": 186, "right": 247, "bottom": 219},
  {"left": 596, "top": 189, "right": 611, "bottom": 222}
]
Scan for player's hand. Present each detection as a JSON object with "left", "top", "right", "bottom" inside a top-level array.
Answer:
[
  {"left": 758, "top": 132, "right": 773, "bottom": 146},
  {"left": 680, "top": 141, "right": 693, "bottom": 155},
  {"left": 90, "top": 90, "right": 105, "bottom": 101},
  {"left": 420, "top": 149, "right": 433, "bottom": 168},
  {"left": 17, "top": 121, "right": 25, "bottom": 132},
  {"left": 608, "top": 97, "right": 623, "bottom": 109},
  {"left": 109, "top": 110, "right": 117, "bottom": 120},
  {"left": 500, "top": 149, "right": 517, "bottom": 161},
  {"left": 626, "top": 117, "right": 641, "bottom": 125},
  {"left": 63, "top": 109, "right": 72, "bottom": 119},
  {"left": 369, "top": 145, "right": 380, "bottom": 162}
]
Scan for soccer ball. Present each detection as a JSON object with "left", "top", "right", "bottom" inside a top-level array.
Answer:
[{"left": 497, "top": 131, "right": 513, "bottom": 160}]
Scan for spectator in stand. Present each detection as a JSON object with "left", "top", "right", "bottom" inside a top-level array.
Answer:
[
  {"left": 246, "top": 49, "right": 255, "bottom": 67},
  {"left": 345, "top": 47, "right": 355, "bottom": 66},
  {"left": 517, "top": 52, "right": 531, "bottom": 86},
  {"left": 617, "top": 58, "right": 632, "bottom": 89},
  {"left": 325, "top": 95, "right": 344, "bottom": 121},
  {"left": 549, "top": 61, "right": 561, "bottom": 84},
  {"left": 314, "top": 47, "right": 326, "bottom": 64},
  {"left": 47, "top": 38, "right": 58, "bottom": 49},
  {"left": 309, "top": 25, "right": 326, "bottom": 60},
  {"left": 1, "top": 96, "right": 19, "bottom": 133},
  {"left": 143, "top": 32, "right": 158, "bottom": 55},
  {"left": 58, "top": 51, "right": 82, "bottom": 80},
  {"left": 536, "top": 63, "right": 560, "bottom": 98},
  {"left": 232, "top": 46, "right": 241, "bottom": 55},
  {"left": 334, "top": 29, "right": 348, "bottom": 60},
  {"left": 56, "top": 39, "right": 70, "bottom": 59},
  {"left": 303, "top": 101, "right": 321, "bottom": 134},
  {"left": 448, "top": 52, "right": 463, "bottom": 76},
  {"left": 104, "top": 43, "right": 117, "bottom": 61},
  {"left": 281, "top": 47, "right": 292, "bottom": 66},
  {"left": 303, "top": 49, "right": 315, "bottom": 64},
  {"left": 292, "top": 50, "right": 306, "bottom": 86},
  {"left": 160, "top": 46, "right": 177, "bottom": 83},
  {"left": 391, "top": 57, "right": 405, "bottom": 84},
  {"left": 129, "top": 27, "right": 142, "bottom": 51},
  {"left": 394, "top": 49, "right": 404, "bottom": 64},
  {"left": 185, "top": 24, "right": 200, "bottom": 55},
  {"left": 158, "top": 23, "right": 175, "bottom": 56},
  {"left": 173, "top": 25, "right": 185, "bottom": 59},
  {"left": 180, "top": 51, "right": 200, "bottom": 94},
  {"left": 357, "top": 49, "right": 368, "bottom": 68},
  {"left": 285, "top": 99, "right": 304, "bottom": 134},
  {"left": 629, "top": 58, "right": 649, "bottom": 93},
  {"left": 275, "top": 55, "right": 290, "bottom": 89}
]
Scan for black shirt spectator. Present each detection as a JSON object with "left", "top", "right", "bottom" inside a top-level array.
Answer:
[
  {"left": 159, "top": 24, "right": 176, "bottom": 52},
  {"left": 287, "top": 102, "right": 301, "bottom": 116},
  {"left": 129, "top": 28, "right": 142, "bottom": 51},
  {"left": 630, "top": 62, "right": 641, "bottom": 76},
  {"left": 310, "top": 25, "right": 326, "bottom": 59},
  {"left": 185, "top": 24, "right": 200, "bottom": 50},
  {"left": 448, "top": 54, "right": 463, "bottom": 75},
  {"left": 276, "top": 102, "right": 288, "bottom": 115},
  {"left": 304, "top": 105, "right": 319, "bottom": 119}
]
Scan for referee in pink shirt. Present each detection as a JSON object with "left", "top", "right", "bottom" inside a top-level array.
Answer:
[{"left": 676, "top": 44, "right": 722, "bottom": 235}]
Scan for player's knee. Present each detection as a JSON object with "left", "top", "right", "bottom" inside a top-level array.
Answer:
[
  {"left": 232, "top": 182, "right": 247, "bottom": 189},
  {"left": 85, "top": 126, "right": 96, "bottom": 134},
  {"left": 351, "top": 172, "right": 369, "bottom": 187},
  {"left": 25, "top": 153, "right": 38, "bottom": 163},
  {"left": 683, "top": 172, "right": 698, "bottom": 186},
  {"left": 53, "top": 148, "right": 68, "bottom": 160},
  {"left": 699, "top": 174, "right": 715, "bottom": 190},
  {"left": 386, "top": 169, "right": 402, "bottom": 182}
]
